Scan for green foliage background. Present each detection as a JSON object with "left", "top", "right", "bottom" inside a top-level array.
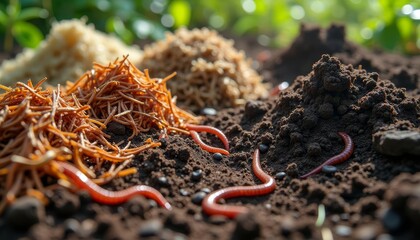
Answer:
[{"left": 0, "top": 0, "right": 419, "bottom": 54}]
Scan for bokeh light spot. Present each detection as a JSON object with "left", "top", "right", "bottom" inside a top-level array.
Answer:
[
  {"left": 411, "top": 9, "right": 420, "bottom": 20},
  {"left": 161, "top": 14, "right": 174, "bottom": 27},
  {"left": 310, "top": 1, "right": 325, "bottom": 13},
  {"left": 96, "top": 0, "right": 110, "bottom": 11},
  {"left": 290, "top": 5, "right": 305, "bottom": 20},
  {"left": 257, "top": 35, "right": 270, "bottom": 46},
  {"left": 360, "top": 28, "right": 373, "bottom": 39},
  {"left": 209, "top": 15, "right": 224, "bottom": 29},
  {"left": 150, "top": 0, "right": 166, "bottom": 14},
  {"left": 242, "top": 0, "right": 256, "bottom": 13},
  {"left": 402, "top": 4, "right": 414, "bottom": 15},
  {"left": 133, "top": 20, "right": 153, "bottom": 38}
]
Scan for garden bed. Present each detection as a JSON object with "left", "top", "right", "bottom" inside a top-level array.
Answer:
[{"left": 0, "top": 24, "right": 419, "bottom": 240}]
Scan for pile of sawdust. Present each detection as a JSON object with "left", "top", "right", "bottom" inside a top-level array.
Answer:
[
  {"left": 0, "top": 19, "right": 142, "bottom": 87},
  {"left": 139, "top": 28, "right": 268, "bottom": 112}
]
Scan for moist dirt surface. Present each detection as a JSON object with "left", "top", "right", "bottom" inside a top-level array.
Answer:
[{"left": 1, "top": 25, "right": 420, "bottom": 240}]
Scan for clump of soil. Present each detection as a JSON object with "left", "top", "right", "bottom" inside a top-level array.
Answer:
[
  {"left": 265, "top": 24, "right": 420, "bottom": 92},
  {"left": 140, "top": 28, "right": 268, "bottom": 112},
  {"left": 205, "top": 54, "right": 419, "bottom": 239}
]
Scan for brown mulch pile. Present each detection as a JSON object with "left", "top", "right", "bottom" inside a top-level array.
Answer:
[{"left": 0, "top": 25, "right": 419, "bottom": 240}]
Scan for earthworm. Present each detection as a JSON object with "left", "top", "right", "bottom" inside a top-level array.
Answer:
[
  {"left": 189, "top": 130, "right": 229, "bottom": 155},
  {"left": 57, "top": 161, "right": 172, "bottom": 210},
  {"left": 202, "top": 149, "right": 276, "bottom": 218},
  {"left": 186, "top": 124, "right": 229, "bottom": 151},
  {"left": 300, "top": 132, "right": 354, "bottom": 179},
  {"left": 186, "top": 124, "right": 230, "bottom": 155},
  {"left": 269, "top": 85, "right": 281, "bottom": 96}
]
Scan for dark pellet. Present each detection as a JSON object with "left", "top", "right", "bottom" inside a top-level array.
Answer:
[
  {"left": 159, "top": 138, "right": 167, "bottom": 148},
  {"left": 275, "top": 172, "right": 286, "bottom": 180},
  {"left": 192, "top": 192, "right": 207, "bottom": 205},
  {"left": 191, "top": 169, "right": 203, "bottom": 181},
  {"left": 158, "top": 176, "right": 169, "bottom": 186},
  {"left": 382, "top": 208, "right": 402, "bottom": 232},
  {"left": 258, "top": 144, "right": 269, "bottom": 154},
  {"left": 213, "top": 153, "right": 223, "bottom": 161},
  {"left": 322, "top": 165, "right": 337, "bottom": 175}
]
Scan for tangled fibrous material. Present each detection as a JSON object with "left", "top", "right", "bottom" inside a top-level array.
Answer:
[
  {"left": 139, "top": 28, "right": 268, "bottom": 112},
  {"left": 0, "top": 79, "right": 159, "bottom": 214},
  {"left": 0, "top": 19, "right": 142, "bottom": 87},
  {"left": 0, "top": 56, "right": 231, "bottom": 214},
  {"left": 66, "top": 56, "right": 200, "bottom": 140}
]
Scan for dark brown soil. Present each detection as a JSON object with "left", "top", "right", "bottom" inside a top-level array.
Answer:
[
  {"left": 264, "top": 24, "right": 420, "bottom": 93},
  {"left": 1, "top": 25, "right": 419, "bottom": 240}
]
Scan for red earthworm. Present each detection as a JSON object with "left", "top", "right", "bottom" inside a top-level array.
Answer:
[
  {"left": 57, "top": 161, "right": 172, "bottom": 210},
  {"left": 189, "top": 130, "right": 229, "bottom": 155},
  {"left": 269, "top": 84, "right": 282, "bottom": 96},
  {"left": 202, "top": 149, "right": 276, "bottom": 218},
  {"left": 186, "top": 124, "right": 229, "bottom": 151},
  {"left": 300, "top": 132, "right": 354, "bottom": 179}
]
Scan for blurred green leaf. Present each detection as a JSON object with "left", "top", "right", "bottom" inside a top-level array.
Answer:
[
  {"left": 0, "top": 10, "right": 7, "bottom": 25},
  {"left": 233, "top": 15, "right": 258, "bottom": 34},
  {"left": 254, "top": 0, "right": 267, "bottom": 14},
  {"left": 168, "top": 0, "right": 191, "bottom": 27},
  {"left": 106, "top": 16, "right": 134, "bottom": 44},
  {"left": 6, "top": 0, "right": 21, "bottom": 19},
  {"left": 397, "top": 17, "right": 413, "bottom": 40},
  {"left": 377, "top": 20, "right": 400, "bottom": 50},
  {"left": 272, "top": 1, "right": 290, "bottom": 25},
  {"left": 17, "top": 7, "right": 48, "bottom": 21},
  {"left": 12, "top": 21, "right": 43, "bottom": 48},
  {"left": 378, "top": 0, "right": 395, "bottom": 24}
]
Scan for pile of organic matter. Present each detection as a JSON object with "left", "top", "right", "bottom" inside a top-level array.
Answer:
[
  {"left": 140, "top": 28, "right": 268, "bottom": 112},
  {"left": 0, "top": 57, "right": 230, "bottom": 237},
  {"left": 0, "top": 19, "right": 142, "bottom": 87}
]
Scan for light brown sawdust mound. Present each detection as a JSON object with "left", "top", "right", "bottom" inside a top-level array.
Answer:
[
  {"left": 139, "top": 28, "right": 268, "bottom": 112},
  {"left": 0, "top": 19, "right": 142, "bottom": 87}
]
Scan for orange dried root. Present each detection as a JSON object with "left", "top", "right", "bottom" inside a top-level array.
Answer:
[
  {"left": 66, "top": 56, "right": 200, "bottom": 140},
  {"left": 0, "top": 80, "right": 155, "bottom": 214}
]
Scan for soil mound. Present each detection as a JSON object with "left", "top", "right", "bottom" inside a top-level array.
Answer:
[
  {"left": 209, "top": 54, "right": 419, "bottom": 239},
  {"left": 265, "top": 24, "right": 420, "bottom": 92}
]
